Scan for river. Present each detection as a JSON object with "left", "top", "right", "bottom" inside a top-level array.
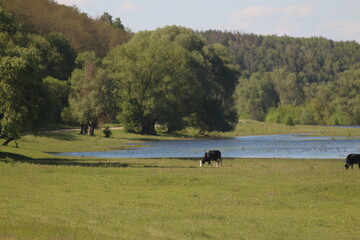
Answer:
[{"left": 53, "top": 134, "right": 360, "bottom": 159}]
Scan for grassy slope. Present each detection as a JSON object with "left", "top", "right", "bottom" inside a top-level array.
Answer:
[{"left": 1, "top": 121, "right": 360, "bottom": 239}]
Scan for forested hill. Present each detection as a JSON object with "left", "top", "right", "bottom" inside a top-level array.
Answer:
[
  {"left": 2, "top": 0, "right": 132, "bottom": 57},
  {"left": 202, "top": 30, "right": 360, "bottom": 82},
  {"left": 202, "top": 30, "right": 360, "bottom": 126}
]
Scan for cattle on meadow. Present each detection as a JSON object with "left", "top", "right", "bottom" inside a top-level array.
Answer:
[
  {"left": 200, "top": 150, "right": 222, "bottom": 167},
  {"left": 344, "top": 154, "right": 360, "bottom": 169}
]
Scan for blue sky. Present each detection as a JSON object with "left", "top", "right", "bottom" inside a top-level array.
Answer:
[{"left": 56, "top": 0, "right": 360, "bottom": 42}]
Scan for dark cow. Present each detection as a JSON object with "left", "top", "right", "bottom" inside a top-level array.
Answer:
[
  {"left": 200, "top": 150, "right": 222, "bottom": 167},
  {"left": 344, "top": 154, "right": 360, "bottom": 169}
]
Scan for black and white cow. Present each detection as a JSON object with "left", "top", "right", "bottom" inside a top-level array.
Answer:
[
  {"left": 344, "top": 154, "right": 360, "bottom": 169},
  {"left": 200, "top": 150, "right": 222, "bottom": 167}
]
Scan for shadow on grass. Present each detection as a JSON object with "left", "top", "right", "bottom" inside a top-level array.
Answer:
[
  {"left": 18, "top": 159, "right": 132, "bottom": 168},
  {"left": 38, "top": 132, "right": 79, "bottom": 141},
  {"left": 0, "top": 152, "right": 32, "bottom": 160},
  {"left": 119, "top": 131, "right": 198, "bottom": 143},
  {"left": 0, "top": 152, "right": 198, "bottom": 169}
]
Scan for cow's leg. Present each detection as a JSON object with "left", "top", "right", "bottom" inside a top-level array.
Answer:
[{"left": 351, "top": 164, "right": 354, "bottom": 169}]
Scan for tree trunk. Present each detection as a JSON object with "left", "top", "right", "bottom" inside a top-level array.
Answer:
[
  {"left": 88, "top": 123, "right": 95, "bottom": 136},
  {"left": 141, "top": 119, "right": 156, "bottom": 135},
  {"left": 80, "top": 123, "right": 88, "bottom": 135},
  {"left": 2, "top": 138, "right": 18, "bottom": 148}
]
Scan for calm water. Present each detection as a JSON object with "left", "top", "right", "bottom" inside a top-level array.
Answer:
[{"left": 53, "top": 134, "right": 360, "bottom": 159}]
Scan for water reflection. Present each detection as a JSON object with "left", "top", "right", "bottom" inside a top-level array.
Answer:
[{"left": 53, "top": 134, "right": 360, "bottom": 159}]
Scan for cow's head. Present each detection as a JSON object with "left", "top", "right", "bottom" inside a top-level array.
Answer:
[
  {"left": 344, "top": 163, "right": 350, "bottom": 169},
  {"left": 200, "top": 160, "right": 205, "bottom": 167}
]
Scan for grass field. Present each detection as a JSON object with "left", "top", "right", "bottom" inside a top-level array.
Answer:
[{"left": 1, "top": 121, "right": 360, "bottom": 239}]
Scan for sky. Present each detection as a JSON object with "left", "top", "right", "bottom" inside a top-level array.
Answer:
[{"left": 55, "top": 0, "right": 360, "bottom": 43}]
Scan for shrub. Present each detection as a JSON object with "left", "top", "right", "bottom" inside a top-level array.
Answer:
[{"left": 103, "top": 127, "right": 112, "bottom": 138}]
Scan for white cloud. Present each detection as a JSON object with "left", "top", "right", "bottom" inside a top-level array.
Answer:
[
  {"left": 119, "top": 2, "right": 145, "bottom": 12},
  {"left": 223, "top": 4, "right": 314, "bottom": 35},
  {"left": 230, "top": 6, "right": 276, "bottom": 20},
  {"left": 283, "top": 4, "right": 313, "bottom": 19},
  {"left": 230, "top": 4, "right": 313, "bottom": 21}
]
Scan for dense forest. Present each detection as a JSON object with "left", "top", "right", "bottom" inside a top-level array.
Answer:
[
  {"left": 202, "top": 30, "right": 360, "bottom": 125},
  {"left": 1, "top": 0, "right": 360, "bottom": 146},
  {"left": 2, "top": 0, "right": 132, "bottom": 57}
]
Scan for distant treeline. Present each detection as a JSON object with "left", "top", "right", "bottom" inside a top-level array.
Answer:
[
  {"left": 202, "top": 30, "right": 360, "bottom": 125},
  {"left": 1, "top": 0, "right": 360, "bottom": 147}
]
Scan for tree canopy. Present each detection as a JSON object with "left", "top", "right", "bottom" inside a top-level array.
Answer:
[
  {"left": 105, "top": 26, "right": 239, "bottom": 134},
  {"left": 0, "top": 8, "right": 50, "bottom": 145},
  {"left": 63, "top": 51, "right": 119, "bottom": 135},
  {"left": 203, "top": 30, "right": 360, "bottom": 125}
]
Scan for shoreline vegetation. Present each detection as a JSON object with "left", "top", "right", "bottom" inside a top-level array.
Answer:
[{"left": 1, "top": 121, "right": 360, "bottom": 239}]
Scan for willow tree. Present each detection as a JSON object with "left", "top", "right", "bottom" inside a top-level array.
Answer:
[{"left": 105, "top": 26, "right": 239, "bottom": 134}]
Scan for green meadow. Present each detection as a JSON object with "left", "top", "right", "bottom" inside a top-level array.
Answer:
[{"left": 1, "top": 121, "right": 360, "bottom": 239}]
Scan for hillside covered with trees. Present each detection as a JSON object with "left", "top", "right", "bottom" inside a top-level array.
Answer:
[
  {"left": 1, "top": 0, "right": 360, "bottom": 146},
  {"left": 2, "top": 0, "right": 132, "bottom": 57},
  {"left": 202, "top": 30, "right": 360, "bottom": 125}
]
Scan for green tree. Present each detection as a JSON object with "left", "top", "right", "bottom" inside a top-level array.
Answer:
[
  {"left": 271, "top": 68, "right": 304, "bottom": 105},
  {"left": 99, "top": 12, "right": 125, "bottom": 30},
  {"left": 196, "top": 43, "right": 239, "bottom": 131},
  {"left": 235, "top": 72, "right": 279, "bottom": 120},
  {"left": 329, "top": 68, "right": 360, "bottom": 124},
  {"left": 0, "top": 8, "right": 49, "bottom": 146},
  {"left": 64, "top": 51, "right": 118, "bottom": 136},
  {"left": 43, "top": 76, "right": 69, "bottom": 123},
  {"left": 46, "top": 32, "right": 76, "bottom": 80},
  {"left": 105, "top": 30, "right": 189, "bottom": 134},
  {"left": 105, "top": 26, "right": 239, "bottom": 134}
]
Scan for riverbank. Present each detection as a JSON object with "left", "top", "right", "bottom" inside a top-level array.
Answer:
[
  {"left": 1, "top": 120, "right": 360, "bottom": 161},
  {"left": 216, "top": 119, "right": 360, "bottom": 138}
]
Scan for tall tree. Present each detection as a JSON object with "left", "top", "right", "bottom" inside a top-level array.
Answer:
[
  {"left": 46, "top": 32, "right": 76, "bottom": 80},
  {"left": 105, "top": 30, "right": 190, "bottom": 134},
  {"left": 99, "top": 12, "right": 125, "bottom": 30},
  {"left": 43, "top": 76, "right": 69, "bottom": 123},
  {"left": 105, "top": 26, "right": 239, "bottom": 134},
  {"left": 0, "top": 8, "right": 49, "bottom": 146},
  {"left": 64, "top": 51, "right": 118, "bottom": 136}
]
